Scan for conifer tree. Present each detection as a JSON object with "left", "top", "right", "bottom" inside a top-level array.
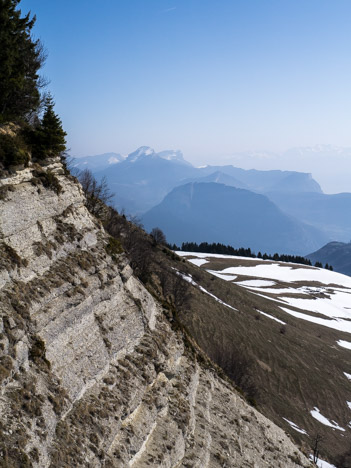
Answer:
[
  {"left": 0, "top": 0, "right": 45, "bottom": 122},
  {"left": 30, "top": 95, "right": 67, "bottom": 159},
  {"left": 40, "top": 95, "right": 66, "bottom": 156}
]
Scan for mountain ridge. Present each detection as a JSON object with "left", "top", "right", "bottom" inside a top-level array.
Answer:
[
  {"left": 142, "top": 182, "right": 329, "bottom": 255},
  {"left": 87, "top": 146, "right": 323, "bottom": 216}
]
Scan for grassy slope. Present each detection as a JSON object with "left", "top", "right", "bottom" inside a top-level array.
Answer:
[{"left": 144, "top": 249, "right": 351, "bottom": 465}]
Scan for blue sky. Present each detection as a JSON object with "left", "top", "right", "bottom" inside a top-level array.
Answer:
[{"left": 21, "top": 0, "right": 351, "bottom": 181}]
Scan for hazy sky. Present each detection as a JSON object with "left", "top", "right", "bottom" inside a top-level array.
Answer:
[{"left": 21, "top": 0, "right": 351, "bottom": 190}]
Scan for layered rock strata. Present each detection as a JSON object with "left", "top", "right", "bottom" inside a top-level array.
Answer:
[{"left": 0, "top": 160, "right": 311, "bottom": 467}]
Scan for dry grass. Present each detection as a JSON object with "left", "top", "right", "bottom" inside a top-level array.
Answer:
[{"left": 141, "top": 246, "right": 351, "bottom": 464}]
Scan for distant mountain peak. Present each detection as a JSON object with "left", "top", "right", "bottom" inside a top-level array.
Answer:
[
  {"left": 126, "top": 147, "right": 192, "bottom": 166},
  {"left": 127, "top": 146, "right": 156, "bottom": 162},
  {"left": 108, "top": 155, "right": 122, "bottom": 164}
]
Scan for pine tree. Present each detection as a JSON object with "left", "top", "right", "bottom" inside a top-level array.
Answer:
[
  {"left": 30, "top": 95, "right": 67, "bottom": 160},
  {"left": 39, "top": 95, "right": 66, "bottom": 157},
  {"left": 0, "top": 0, "right": 45, "bottom": 123}
]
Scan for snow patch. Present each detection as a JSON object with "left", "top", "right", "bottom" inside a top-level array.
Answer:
[
  {"left": 282, "top": 417, "right": 307, "bottom": 434},
  {"left": 108, "top": 156, "right": 120, "bottom": 164},
  {"left": 310, "top": 407, "right": 345, "bottom": 431},
  {"left": 207, "top": 270, "right": 237, "bottom": 281},
  {"left": 218, "top": 263, "right": 351, "bottom": 287},
  {"left": 237, "top": 279, "right": 276, "bottom": 287},
  {"left": 337, "top": 340, "right": 351, "bottom": 350},
  {"left": 280, "top": 307, "right": 351, "bottom": 334},
  {"left": 258, "top": 310, "right": 286, "bottom": 325},
  {"left": 246, "top": 286, "right": 308, "bottom": 295},
  {"left": 344, "top": 372, "right": 351, "bottom": 381},
  {"left": 309, "top": 455, "right": 337, "bottom": 468},
  {"left": 279, "top": 291, "right": 351, "bottom": 320},
  {"left": 188, "top": 258, "right": 209, "bottom": 267}
]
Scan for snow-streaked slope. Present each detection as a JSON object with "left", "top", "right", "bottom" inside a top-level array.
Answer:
[
  {"left": 176, "top": 251, "right": 351, "bottom": 465},
  {"left": 175, "top": 270, "right": 237, "bottom": 311},
  {"left": 177, "top": 251, "right": 351, "bottom": 336},
  {"left": 282, "top": 418, "right": 308, "bottom": 435}
]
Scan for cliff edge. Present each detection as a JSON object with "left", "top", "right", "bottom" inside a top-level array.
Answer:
[{"left": 0, "top": 159, "right": 311, "bottom": 467}]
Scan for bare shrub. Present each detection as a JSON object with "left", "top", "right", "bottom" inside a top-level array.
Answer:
[
  {"left": 104, "top": 208, "right": 152, "bottom": 282},
  {"left": 78, "top": 169, "right": 114, "bottom": 217},
  {"left": 159, "top": 268, "right": 191, "bottom": 311},
  {"left": 312, "top": 433, "right": 322, "bottom": 465},
  {"left": 150, "top": 227, "right": 167, "bottom": 246}
]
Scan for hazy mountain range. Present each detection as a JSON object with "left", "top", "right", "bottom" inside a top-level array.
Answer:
[
  {"left": 76, "top": 146, "right": 322, "bottom": 213},
  {"left": 142, "top": 182, "right": 328, "bottom": 255},
  {"left": 73, "top": 146, "right": 351, "bottom": 257},
  {"left": 220, "top": 144, "right": 351, "bottom": 194}
]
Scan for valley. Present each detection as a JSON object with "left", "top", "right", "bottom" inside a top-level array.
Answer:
[{"left": 76, "top": 146, "right": 351, "bottom": 265}]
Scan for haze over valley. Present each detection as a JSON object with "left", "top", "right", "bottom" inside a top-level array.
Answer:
[{"left": 74, "top": 146, "right": 351, "bottom": 261}]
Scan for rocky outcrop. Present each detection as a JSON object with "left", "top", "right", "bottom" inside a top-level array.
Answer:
[{"left": 0, "top": 160, "right": 312, "bottom": 467}]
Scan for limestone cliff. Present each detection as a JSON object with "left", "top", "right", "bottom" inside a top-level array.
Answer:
[{"left": 0, "top": 159, "right": 312, "bottom": 467}]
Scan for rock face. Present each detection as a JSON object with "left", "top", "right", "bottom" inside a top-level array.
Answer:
[{"left": 0, "top": 160, "right": 311, "bottom": 467}]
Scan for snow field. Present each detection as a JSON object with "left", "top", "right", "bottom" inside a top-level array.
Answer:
[{"left": 181, "top": 252, "right": 351, "bottom": 336}]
